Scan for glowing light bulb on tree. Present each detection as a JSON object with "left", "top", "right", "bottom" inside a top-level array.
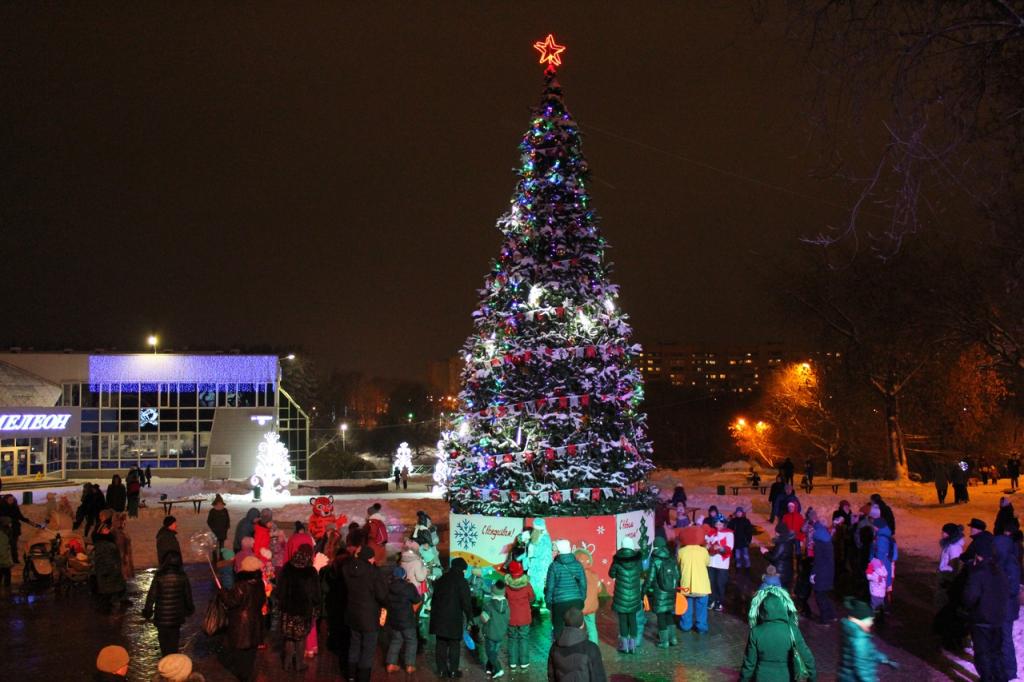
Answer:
[{"left": 250, "top": 431, "right": 291, "bottom": 497}]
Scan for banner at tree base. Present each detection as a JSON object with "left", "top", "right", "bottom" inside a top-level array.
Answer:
[{"left": 449, "top": 509, "right": 654, "bottom": 593}]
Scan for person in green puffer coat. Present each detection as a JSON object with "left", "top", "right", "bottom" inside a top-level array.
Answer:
[
  {"left": 644, "top": 536, "right": 680, "bottom": 648},
  {"left": 739, "top": 592, "right": 816, "bottom": 681},
  {"left": 608, "top": 537, "right": 644, "bottom": 654}
]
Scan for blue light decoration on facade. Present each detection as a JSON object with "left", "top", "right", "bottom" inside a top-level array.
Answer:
[{"left": 88, "top": 355, "right": 278, "bottom": 392}]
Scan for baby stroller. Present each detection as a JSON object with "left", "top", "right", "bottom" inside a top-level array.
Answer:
[
  {"left": 22, "top": 531, "right": 60, "bottom": 589},
  {"left": 56, "top": 548, "right": 92, "bottom": 595}
]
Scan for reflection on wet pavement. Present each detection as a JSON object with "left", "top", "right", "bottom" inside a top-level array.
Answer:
[{"left": 0, "top": 562, "right": 949, "bottom": 681}]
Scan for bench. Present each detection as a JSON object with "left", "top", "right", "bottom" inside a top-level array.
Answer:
[{"left": 161, "top": 497, "right": 206, "bottom": 516}]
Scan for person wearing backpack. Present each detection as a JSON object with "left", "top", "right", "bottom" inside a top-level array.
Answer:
[
  {"left": 365, "top": 503, "right": 389, "bottom": 546},
  {"left": 739, "top": 591, "right": 817, "bottom": 681},
  {"left": 645, "top": 536, "right": 681, "bottom": 648}
]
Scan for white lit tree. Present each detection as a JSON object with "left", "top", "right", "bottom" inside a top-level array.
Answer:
[
  {"left": 394, "top": 441, "right": 413, "bottom": 472},
  {"left": 251, "top": 431, "right": 291, "bottom": 496}
]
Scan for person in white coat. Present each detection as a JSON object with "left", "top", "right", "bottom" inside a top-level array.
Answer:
[
  {"left": 527, "top": 519, "right": 553, "bottom": 609},
  {"left": 705, "top": 516, "right": 734, "bottom": 612}
]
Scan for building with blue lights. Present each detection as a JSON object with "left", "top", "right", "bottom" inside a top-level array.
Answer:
[{"left": 0, "top": 353, "right": 309, "bottom": 484}]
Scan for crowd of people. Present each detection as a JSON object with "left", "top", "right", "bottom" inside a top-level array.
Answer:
[{"left": 2, "top": 465, "right": 1021, "bottom": 681}]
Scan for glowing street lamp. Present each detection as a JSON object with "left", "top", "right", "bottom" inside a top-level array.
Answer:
[
  {"left": 147, "top": 335, "right": 158, "bottom": 354},
  {"left": 339, "top": 422, "right": 348, "bottom": 452},
  {"left": 286, "top": 353, "right": 296, "bottom": 361}
]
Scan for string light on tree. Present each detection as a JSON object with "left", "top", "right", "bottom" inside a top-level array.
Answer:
[{"left": 250, "top": 431, "right": 291, "bottom": 497}]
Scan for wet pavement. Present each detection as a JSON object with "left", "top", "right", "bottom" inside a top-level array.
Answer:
[{"left": 0, "top": 554, "right": 956, "bottom": 682}]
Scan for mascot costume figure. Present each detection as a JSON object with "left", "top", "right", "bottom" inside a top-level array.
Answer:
[{"left": 307, "top": 495, "right": 347, "bottom": 541}]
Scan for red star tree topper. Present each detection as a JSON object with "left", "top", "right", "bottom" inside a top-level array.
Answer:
[{"left": 533, "top": 33, "right": 566, "bottom": 72}]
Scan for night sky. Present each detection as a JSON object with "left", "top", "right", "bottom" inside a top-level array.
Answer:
[{"left": 1, "top": 4, "right": 868, "bottom": 379}]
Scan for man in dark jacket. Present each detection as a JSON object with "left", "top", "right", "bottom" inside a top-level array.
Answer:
[
  {"left": 156, "top": 516, "right": 182, "bottom": 565},
  {"left": 728, "top": 507, "right": 754, "bottom": 569},
  {"left": 545, "top": 540, "right": 587, "bottom": 638},
  {"left": 105, "top": 475, "right": 127, "bottom": 513},
  {"left": 994, "top": 518, "right": 1021, "bottom": 678},
  {"left": 767, "top": 476, "right": 785, "bottom": 523},
  {"left": 963, "top": 534, "right": 1009, "bottom": 682},
  {"left": 341, "top": 545, "right": 388, "bottom": 682},
  {"left": 219, "top": 555, "right": 266, "bottom": 682},
  {"left": 430, "top": 557, "right": 473, "bottom": 678},
  {"left": 1008, "top": 455, "right": 1020, "bottom": 491},
  {"left": 548, "top": 607, "right": 607, "bottom": 682},
  {"left": 143, "top": 550, "right": 194, "bottom": 656}
]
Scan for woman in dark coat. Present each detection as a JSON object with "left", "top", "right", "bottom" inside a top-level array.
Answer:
[
  {"left": 105, "top": 475, "right": 126, "bottom": 513},
  {"left": 810, "top": 524, "right": 836, "bottom": 623},
  {"left": 276, "top": 544, "right": 321, "bottom": 671},
  {"left": 206, "top": 494, "right": 230, "bottom": 556},
  {"left": 430, "top": 557, "right": 473, "bottom": 678},
  {"left": 91, "top": 524, "right": 126, "bottom": 609},
  {"left": 608, "top": 538, "right": 644, "bottom": 653},
  {"left": 142, "top": 550, "right": 195, "bottom": 656},
  {"left": 341, "top": 545, "right": 388, "bottom": 681},
  {"left": 220, "top": 555, "right": 267, "bottom": 682},
  {"left": 645, "top": 536, "right": 681, "bottom": 648},
  {"left": 125, "top": 469, "right": 142, "bottom": 518}
]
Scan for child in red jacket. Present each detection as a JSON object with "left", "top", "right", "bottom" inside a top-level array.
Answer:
[{"left": 504, "top": 561, "right": 535, "bottom": 670}]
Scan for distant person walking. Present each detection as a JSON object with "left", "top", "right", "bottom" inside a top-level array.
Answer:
[
  {"left": 126, "top": 468, "right": 142, "bottom": 518},
  {"left": 400, "top": 465, "right": 409, "bottom": 490},
  {"left": 144, "top": 465, "right": 153, "bottom": 488},
  {"left": 934, "top": 463, "right": 949, "bottom": 505},
  {"left": 781, "top": 457, "right": 795, "bottom": 486},
  {"left": 393, "top": 467, "right": 401, "bottom": 490},
  {"left": 206, "top": 494, "right": 230, "bottom": 557},
  {"left": 1008, "top": 455, "right": 1020, "bottom": 491},
  {"left": 106, "top": 475, "right": 127, "bottom": 513}
]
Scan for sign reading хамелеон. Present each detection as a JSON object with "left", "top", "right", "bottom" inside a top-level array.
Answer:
[{"left": 0, "top": 408, "right": 81, "bottom": 437}]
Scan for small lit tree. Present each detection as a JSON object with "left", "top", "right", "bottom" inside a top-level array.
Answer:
[{"left": 730, "top": 417, "right": 778, "bottom": 467}]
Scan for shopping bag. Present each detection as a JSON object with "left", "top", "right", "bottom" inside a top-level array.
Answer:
[
  {"left": 674, "top": 590, "right": 688, "bottom": 616},
  {"left": 202, "top": 596, "right": 228, "bottom": 636}
]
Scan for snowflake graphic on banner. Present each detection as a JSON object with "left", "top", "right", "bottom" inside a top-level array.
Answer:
[
  {"left": 596, "top": 526, "right": 605, "bottom": 535},
  {"left": 453, "top": 519, "right": 479, "bottom": 549}
]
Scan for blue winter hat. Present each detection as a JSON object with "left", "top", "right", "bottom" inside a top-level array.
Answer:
[{"left": 393, "top": 566, "right": 406, "bottom": 579}]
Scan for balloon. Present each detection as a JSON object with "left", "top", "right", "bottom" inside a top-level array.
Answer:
[{"left": 189, "top": 530, "right": 218, "bottom": 559}]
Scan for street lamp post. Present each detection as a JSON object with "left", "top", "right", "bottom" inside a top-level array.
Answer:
[
  {"left": 340, "top": 423, "right": 348, "bottom": 452},
  {"left": 147, "top": 335, "right": 158, "bottom": 354}
]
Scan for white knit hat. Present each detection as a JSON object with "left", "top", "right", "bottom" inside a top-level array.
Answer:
[{"left": 555, "top": 539, "right": 572, "bottom": 554}]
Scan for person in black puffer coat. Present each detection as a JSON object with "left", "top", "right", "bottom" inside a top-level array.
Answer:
[
  {"left": 763, "top": 523, "right": 795, "bottom": 590},
  {"left": 645, "top": 536, "right": 680, "bottom": 648},
  {"left": 430, "top": 557, "right": 473, "bottom": 678},
  {"left": 608, "top": 537, "right": 644, "bottom": 654},
  {"left": 276, "top": 544, "right": 321, "bottom": 672},
  {"left": 341, "top": 545, "right": 388, "bottom": 681},
  {"left": 219, "top": 555, "right": 266, "bottom": 682},
  {"left": 143, "top": 551, "right": 195, "bottom": 656},
  {"left": 385, "top": 566, "right": 423, "bottom": 673},
  {"left": 548, "top": 607, "right": 607, "bottom": 682}
]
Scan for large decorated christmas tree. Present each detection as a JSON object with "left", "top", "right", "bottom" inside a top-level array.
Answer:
[{"left": 440, "top": 36, "right": 656, "bottom": 517}]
